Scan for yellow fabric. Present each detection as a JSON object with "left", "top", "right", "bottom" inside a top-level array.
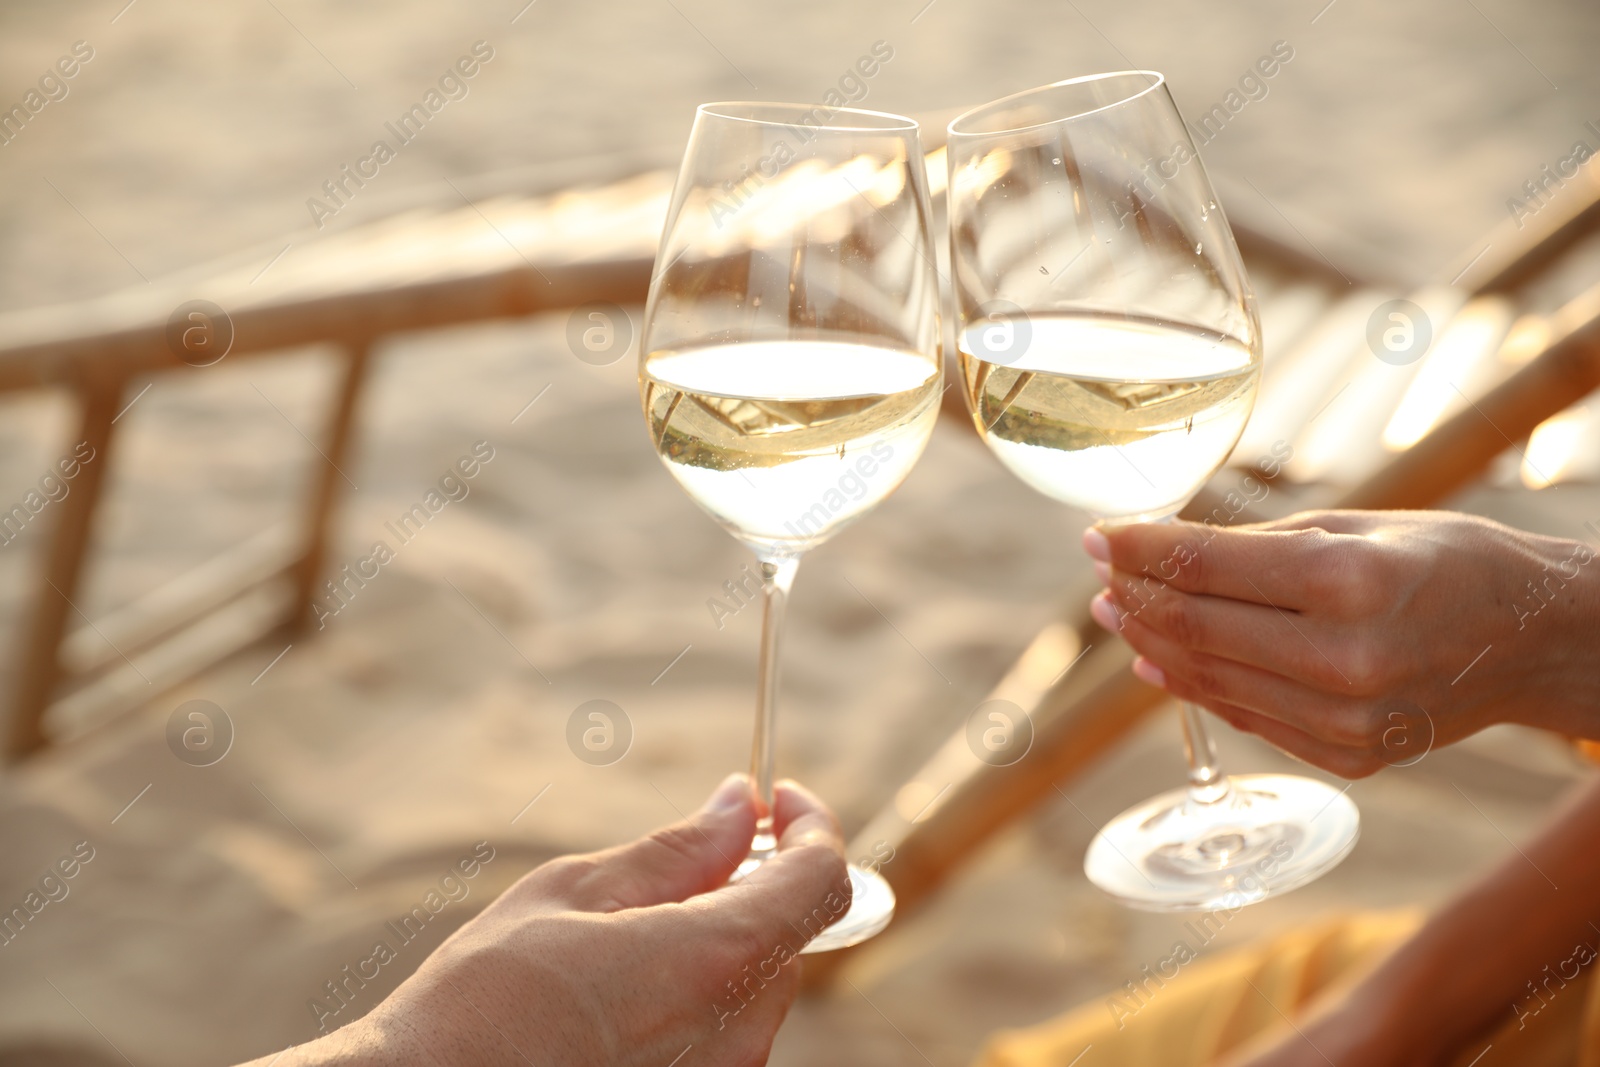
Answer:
[{"left": 973, "top": 910, "right": 1600, "bottom": 1067}]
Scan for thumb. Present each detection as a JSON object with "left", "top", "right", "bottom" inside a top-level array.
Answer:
[{"left": 590, "top": 773, "right": 757, "bottom": 910}]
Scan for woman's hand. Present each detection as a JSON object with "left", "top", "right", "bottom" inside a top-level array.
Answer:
[
  {"left": 256, "top": 774, "right": 849, "bottom": 1067},
  {"left": 1084, "top": 509, "right": 1600, "bottom": 777}
]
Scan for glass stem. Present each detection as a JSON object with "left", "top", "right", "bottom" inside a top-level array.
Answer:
[
  {"left": 1180, "top": 700, "right": 1230, "bottom": 805},
  {"left": 1144, "top": 513, "right": 1232, "bottom": 807},
  {"left": 748, "top": 552, "right": 800, "bottom": 861}
]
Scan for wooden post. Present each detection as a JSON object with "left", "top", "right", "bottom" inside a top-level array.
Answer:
[
  {"left": 7, "top": 377, "right": 123, "bottom": 759},
  {"left": 288, "top": 341, "right": 373, "bottom": 631}
]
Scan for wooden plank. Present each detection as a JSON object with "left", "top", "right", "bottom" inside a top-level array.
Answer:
[
  {"left": 1227, "top": 283, "right": 1336, "bottom": 471},
  {"left": 871, "top": 619, "right": 1084, "bottom": 844},
  {"left": 0, "top": 257, "right": 653, "bottom": 393},
  {"left": 1339, "top": 282, "right": 1600, "bottom": 510},
  {"left": 1443, "top": 153, "right": 1600, "bottom": 295},
  {"left": 59, "top": 522, "right": 298, "bottom": 675},
  {"left": 6, "top": 378, "right": 122, "bottom": 760},
  {"left": 290, "top": 342, "right": 372, "bottom": 631},
  {"left": 1284, "top": 286, "right": 1468, "bottom": 485},
  {"left": 0, "top": 168, "right": 674, "bottom": 359},
  {"left": 48, "top": 579, "right": 292, "bottom": 743},
  {"left": 1234, "top": 289, "right": 1392, "bottom": 464},
  {"left": 1522, "top": 393, "right": 1600, "bottom": 488},
  {"left": 1380, "top": 296, "right": 1518, "bottom": 452}
]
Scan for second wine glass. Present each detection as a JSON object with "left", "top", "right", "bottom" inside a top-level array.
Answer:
[
  {"left": 946, "top": 72, "right": 1359, "bottom": 911},
  {"left": 641, "top": 102, "right": 942, "bottom": 949}
]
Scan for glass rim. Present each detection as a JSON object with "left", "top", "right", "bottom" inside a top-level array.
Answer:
[
  {"left": 947, "top": 71, "right": 1167, "bottom": 138},
  {"left": 696, "top": 100, "right": 920, "bottom": 133}
]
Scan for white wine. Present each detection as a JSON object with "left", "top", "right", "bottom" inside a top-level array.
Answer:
[
  {"left": 643, "top": 340, "right": 941, "bottom": 551},
  {"left": 960, "top": 314, "right": 1258, "bottom": 522}
]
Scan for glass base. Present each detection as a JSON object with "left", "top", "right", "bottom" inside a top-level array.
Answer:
[
  {"left": 732, "top": 859, "right": 896, "bottom": 952},
  {"left": 1095, "top": 502, "right": 1186, "bottom": 526},
  {"left": 1084, "top": 773, "right": 1359, "bottom": 912}
]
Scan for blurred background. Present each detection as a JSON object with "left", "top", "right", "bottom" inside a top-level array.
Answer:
[{"left": 1, "top": 0, "right": 1598, "bottom": 1064}]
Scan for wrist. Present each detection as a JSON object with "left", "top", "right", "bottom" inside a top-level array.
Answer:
[
  {"left": 1545, "top": 533, "right": 1600, "bottom": 736},
  {"left": 1498, "top": 529, "right": 1600, "bottom": 736}
]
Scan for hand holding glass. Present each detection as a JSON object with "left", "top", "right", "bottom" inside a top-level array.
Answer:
[
  {"left": 640, "top": 102, "right": 942, "bottom": 949},
  {"left": 946, "top": 73, "right": 1359, "bottom": 911}
]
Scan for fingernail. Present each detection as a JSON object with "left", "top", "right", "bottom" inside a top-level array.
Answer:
[
  {"left": 1092, "top": 560, "right": 1111, "bottom": 586},
  {"left": 706, "top": 773, "right": 749, "bottom": 813},
  {"left": 1090, "top": 592, "right": 1122, "bottom": 632},
  {"left": 1132, "top": 657, "right": 1166, "bottom": 688},
  {"left": 1083, "top": 527, "right": 1111, "bottom": 562}
]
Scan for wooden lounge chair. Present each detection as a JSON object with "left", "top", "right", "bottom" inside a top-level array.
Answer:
[{"left": 1, "top": 172, "right": 667, "bottom": 757}]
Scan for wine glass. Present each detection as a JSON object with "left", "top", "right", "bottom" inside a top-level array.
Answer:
[
  {"left": 946, "top": 73, "right": 1359, "bottom": 911},
  {"left": 640, "top": 102, "right": 942, "bottom": 949}
]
